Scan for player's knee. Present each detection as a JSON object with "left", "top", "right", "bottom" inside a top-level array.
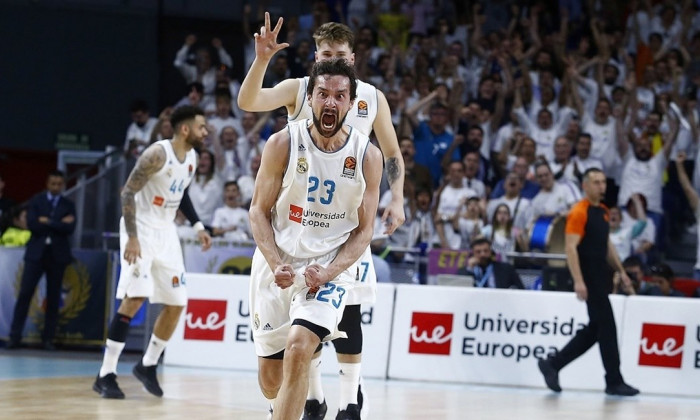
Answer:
[{"left": 284, "top": 337, "right": 318, "bottom": 363}]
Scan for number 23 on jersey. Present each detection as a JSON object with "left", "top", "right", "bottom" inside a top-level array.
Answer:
[{"left": 307, "top": 176, "right": 335, "bottom": 205}]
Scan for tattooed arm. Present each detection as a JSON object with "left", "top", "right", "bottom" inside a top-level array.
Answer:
[
  {"left": 373, "top": 89, "right": 406, "bottom": 234},
  {"left": 121, "top": 144, "right": 166, "bottom": 264}
]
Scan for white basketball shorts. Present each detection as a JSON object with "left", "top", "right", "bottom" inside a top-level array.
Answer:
[
  {"left": 249, "top": 248, "right": 355, "bottom": 357},
  {"left": 116, "top": 218, "right": 187, "bottom": 306},
  {"left": 346, "top": 246, "right": 376, "bottom": 305}
]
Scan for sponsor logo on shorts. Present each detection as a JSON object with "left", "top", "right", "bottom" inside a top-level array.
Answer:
[
  {"left": 152, "top": 196, "right": 164, "bottom": 206},
  {"left": 342, "top": 156, "right": 356, "bottom": 178},
  {"left": 289, "top": 204, "right": 303, "bottom": 223},
  {"left": 357, "top": 100, "right": 368, "bottom": 116},
  {"left": 184, "top": 299, "right": 227, "bottom": 341},
  {"left": 638, "top": 322, "right": 685, "bottom": 368},
  {"left": 409, "top": 312, "right": 453, "bottom": 356}
]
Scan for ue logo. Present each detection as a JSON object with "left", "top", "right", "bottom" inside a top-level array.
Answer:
[
  {"left": 638, "top": 323, "right": 685, "bottom": 369},
  {"left": 184, "top": 299, "right": 227, "bottom": 341},
  {"left": 409, "top": 312, "right": 453, "bottom": 355},
  {"left": 289, "top": 204, "right": 303, "bottom": 224}
]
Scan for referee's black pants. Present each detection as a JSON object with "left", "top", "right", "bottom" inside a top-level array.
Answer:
[{"left": 549, "top": 287, "right": 623, "bottom": 387}]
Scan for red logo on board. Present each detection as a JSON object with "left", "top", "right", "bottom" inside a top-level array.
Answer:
[
  {"left": 184, "top": 299, "right": 227, "bottom": 341},
  {"left": 638, "top": 323, "right": 685, "bottom": 369},
  {"left": 409, "top": 312, "right": 453, "bottom": 355}
]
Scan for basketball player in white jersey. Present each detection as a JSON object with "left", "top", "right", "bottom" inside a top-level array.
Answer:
[
  {"left": 239, "top": 15, "right": 399, "bottom": 419},
  {"left": 93, "top": 106, "right": 212, "bottom": 399},
  {"left": 249, "top": 59, "right": 381, "bottom": 420}
]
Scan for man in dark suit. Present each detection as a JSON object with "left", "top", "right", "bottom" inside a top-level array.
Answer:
[
  {"left": 7, "top": 170, "right": 76, "bottom": 350},
  {"left": 459, "top": 237, "right": 524, "bottom": 289}
]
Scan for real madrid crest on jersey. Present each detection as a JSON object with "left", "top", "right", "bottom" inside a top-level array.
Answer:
[
  {"left": 297, "top": 157, "right": 308, "bottom": 173},
  {"left": 342, "top": 156, "right": 356, "bottom": 179},
  {"left": 357, "top": 100, "right": 368, "bottom": 117}
]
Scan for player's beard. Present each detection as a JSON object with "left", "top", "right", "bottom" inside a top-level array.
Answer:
[
  {"left": 312, "top": 108, "right": 347, "bottom": 138},
  {"left": 187, "top": 131, "right": 205, "bottom": 150}
]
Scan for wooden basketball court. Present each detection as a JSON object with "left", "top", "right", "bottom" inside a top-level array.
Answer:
[{"left": 2, "top": 349, "right": 700, "bottom": 419}]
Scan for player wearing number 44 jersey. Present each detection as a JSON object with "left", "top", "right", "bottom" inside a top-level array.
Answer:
[
  {"left": 93, "top": 106, "right": 212, "bottom": 400},
  {"left": 248, "top": 59, "right": 382, "bottom": 420}
]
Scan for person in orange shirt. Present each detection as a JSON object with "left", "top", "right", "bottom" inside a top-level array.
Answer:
[{"left": 537, "top": 168, "right": 640, "bottom": 396}]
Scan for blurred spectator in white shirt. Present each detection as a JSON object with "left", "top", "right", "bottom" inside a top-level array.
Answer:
[
  {"left": 208, "top": 89, "right": 242, "bottom": 137},
  {"left": 124, "top": 99, "right": 158, "bottom": 159},
  {"left": 188, "top": 149, "right": 222, "bottom": 225},
  {"left": 570, "top": 133, "right": 604, "bottom": 184},
  {"left": 213, "top": 126, "right": 246, "bottom": 183},
  {"left": 435, "top": 161, "right": 478, "bottom": 249},
  {"left": 211, "top": 181, "right": 251, "bottom": 241},
  {"left": 609, "top": 194, "right": 647, "bottom": 262},
  {"left": 173, "top": 34, "right": 233, "bottom": 106},
  {"left": 237, "top": 154, "right": 261, "bottom": 208},
  {"left": 525, "top": 161, "right": 581, "bottom": 226}
]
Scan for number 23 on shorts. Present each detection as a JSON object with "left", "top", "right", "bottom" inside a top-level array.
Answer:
[{"left": 314, "top": 282, "right": 346, "bottom": 309}]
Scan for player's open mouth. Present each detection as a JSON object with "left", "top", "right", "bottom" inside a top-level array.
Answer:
[{"left": 322, "top": 112, "right": 336, "bottom": 130}]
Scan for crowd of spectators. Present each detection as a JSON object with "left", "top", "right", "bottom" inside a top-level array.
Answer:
[{"left": 65, "top": 1, "right": 700, "bottom": 295}]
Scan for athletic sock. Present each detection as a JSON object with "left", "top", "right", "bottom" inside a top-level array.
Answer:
[
  {"left": 99, "top": 339, "right": 126, "bottom": 377},
  {"left": 338, "top": 362, "right": 361, "bottom": 409},
  {"left": 142, "top": 333, "right": 168, "bottom": 366},
  {"left": 307, "top": 357, "right": 325, "bottom": 401},
  {"left": 99, "top": 314, "right": 131, "bottom": 377}
]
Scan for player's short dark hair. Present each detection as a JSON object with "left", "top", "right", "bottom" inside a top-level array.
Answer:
[
  {"left": 307, "top": 58, "right": 358, "bottom": 101},
  {"left": 170, "top": 106, "right": 205, "bottom": 131}
]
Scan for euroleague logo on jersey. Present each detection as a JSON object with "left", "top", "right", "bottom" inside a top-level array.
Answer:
[
  {"left": 409, "top": 312, "right": 453, "bottom": 355},
  {"left": 184, "top": 299, "right": 227, "bottom": 341},
  {"left": 289, "top": 204, "right": 303, "bottom": 223},
  {"left": 638, "top": 323, "right": 685, "bottom": 368},
  {"left": 357, "top": 100, "right": 368, "bottom": 116},
  {"left": 342, "top": 156, "right": 356, "bottom": 178}
]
